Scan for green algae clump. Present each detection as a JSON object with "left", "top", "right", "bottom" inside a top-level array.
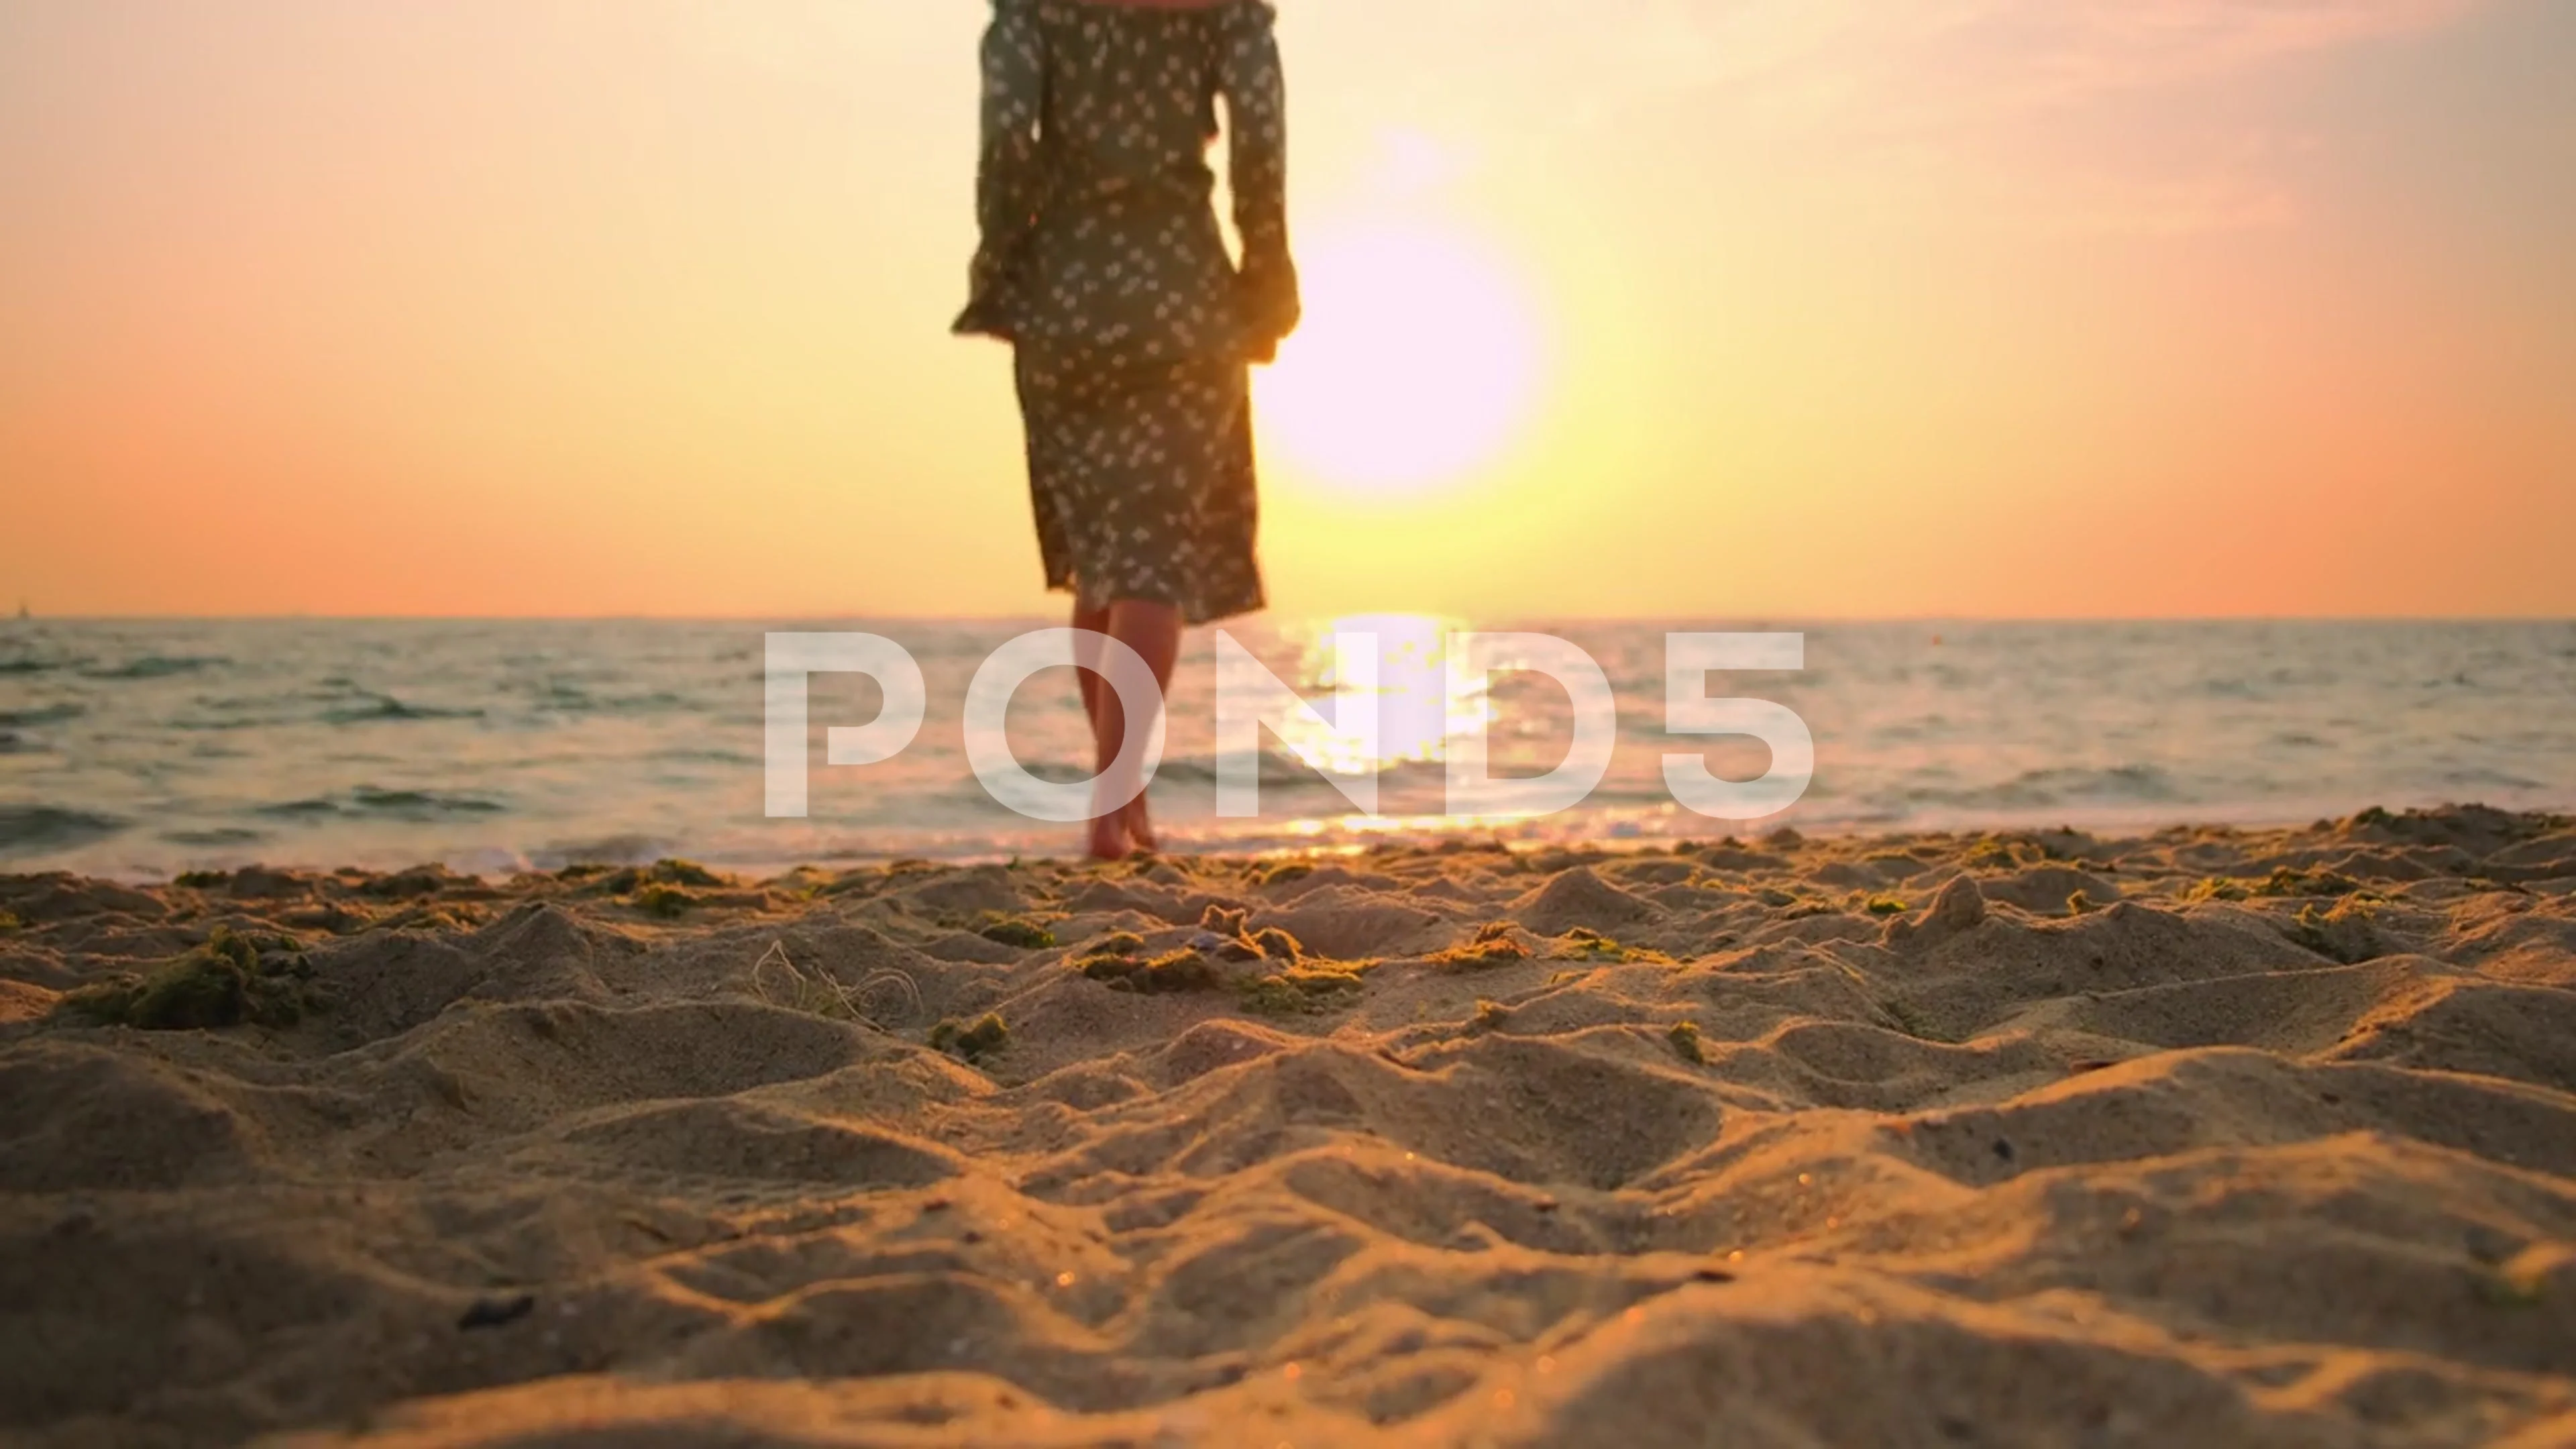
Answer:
[
  {"left": 977, "top": 915, "right": 1058, "bottom": 950},
  {"left": 54, "top": 926, "right": 319, "bottom": 1031},
  {"left": 1668, "top": 1020, "right": 1708, "bottom": 1065},
  {"left": 928, "top": 1014, "right": 1011, "bottom": 1063}
]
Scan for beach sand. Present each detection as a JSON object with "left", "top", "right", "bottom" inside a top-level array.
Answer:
[{"left": 3, "top": 805, "right": 2573, "bottom": 1446}]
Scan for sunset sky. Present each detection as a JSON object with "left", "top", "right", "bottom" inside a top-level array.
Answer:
[{"left": 3, "top": 0, "right": 2571, "bottom": 620}]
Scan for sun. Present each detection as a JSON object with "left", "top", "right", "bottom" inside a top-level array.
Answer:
[{"left": 1254, "top": 221, "right": 1546, "bottom": 498}]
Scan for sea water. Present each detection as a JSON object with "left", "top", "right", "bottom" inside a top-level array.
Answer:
[{"left": 3, "top": 617, "right": 2571, "bottom": 879}]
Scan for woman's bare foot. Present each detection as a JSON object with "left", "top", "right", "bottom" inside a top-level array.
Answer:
[
  {"left": 1085, "top": 810, "right": 1132, "bottom": 863},
  {"left": 1123, "top": 794, "right": 1159, "bottom": 855}
]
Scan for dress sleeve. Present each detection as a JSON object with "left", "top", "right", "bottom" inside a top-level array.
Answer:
[
  {"left": 959, "top": 1, "right": 1046, "bottom": 337},
  {"left": 1220, "top": 1, "right": 1299, "bottom": 357}
]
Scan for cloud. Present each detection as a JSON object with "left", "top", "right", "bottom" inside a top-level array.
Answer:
[
  {"left": 1520, "top": 0, "right": 2492, "bottom": 136},
  {"left": 1309, "top": 0, "right": 2488, "bottom": 148},
  {"left": 1872, "top": 0, "right": 2484, "bottom": 108},
  {"left": 1314, "top": 0, "right": 2490, "bottom": 233}
]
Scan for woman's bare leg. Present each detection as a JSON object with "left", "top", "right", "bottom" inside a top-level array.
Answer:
[
  {"left": 1070, "top": 602, "right": 1129, "bottom": 861},
  {"left": 1091, "top": 600, "right": 1181, "bottom": 856},
  {"left": 1071, "top": 600, "right": 1109, "bottom": 733}
]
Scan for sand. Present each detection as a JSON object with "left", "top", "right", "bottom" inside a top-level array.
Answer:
[{"left": 3, "top": 804, "right": 2574, "bottom": 1447}]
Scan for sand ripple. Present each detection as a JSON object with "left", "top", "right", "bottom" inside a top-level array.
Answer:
[{"left": 3, "top": 806, "right": 2573, "bottom": 1445}]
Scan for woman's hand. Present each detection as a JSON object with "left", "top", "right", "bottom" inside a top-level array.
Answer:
[{"left": 956, "top": 256, "right": 1020, "bottom": 343}]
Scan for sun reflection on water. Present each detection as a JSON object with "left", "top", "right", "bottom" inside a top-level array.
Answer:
[{"left": 1272, "top": 612, "right": 1479, "bottom": 777}]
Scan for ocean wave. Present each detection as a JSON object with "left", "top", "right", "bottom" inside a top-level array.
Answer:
[
  {"left": 527, "top": 835, "right": 672, "bottom": 870},
  {"left": 2440, "top": 767, "right": 2544, "bottom": 792},
  {"left": 79, "top": 655, "right": 228, "bottom": 681},
  {"left": 1904, "top": 764, "right": 2184, "bottom": 812},
  {"left": 653, "top": 747, "right": 763, "bottom": 767},
  {"left": 0, "top": 805, "right": 129, "bottom": 855},
  {"left": 1156, "top": 749, "right": 1354, "bottom": 789},
  {"left": 353, "top": 787, "right": 505, "bottom": 816},
  {"left": 254, "top": 798, "right": 343, "bottom": 820},
  {"left": 256, "top": 788, "right": 507, "bottom": 821},
  {"left": 0, "top": 703, "right": 84, "bottom": 728},
  {"left": 321, "top": 695, "right": 486, "bottom": 724},
  {"left": 166, "top": 694, "right": 325, "bottom": 731},
  {"left": 160, "top": 827, "right": 269, "bottom": 847},
  {"left": 165, "top": 718, "right": 270, "bottom": 735},
  {"left": 525, "top": 684, "right": 694, "bottom": 716}
]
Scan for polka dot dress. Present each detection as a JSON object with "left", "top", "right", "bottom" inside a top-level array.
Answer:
[{"left": 955, "top": 0, "right": 1298, "bottom": 626}]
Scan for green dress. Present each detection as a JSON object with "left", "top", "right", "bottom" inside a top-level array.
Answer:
[{"left": 954, "top": 0, "right": 1299, "bottom": 626}]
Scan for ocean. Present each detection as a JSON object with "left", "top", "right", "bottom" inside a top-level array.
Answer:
[{"left": 3, "top": 617, "right": 2571, "bottom": 880}]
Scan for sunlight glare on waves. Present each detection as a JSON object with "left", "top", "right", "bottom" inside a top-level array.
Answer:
[{"left": 1274, "top": 613, "right": 1477, "bottom": 775}]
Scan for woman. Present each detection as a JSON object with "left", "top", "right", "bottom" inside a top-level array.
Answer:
[{"left": 955, "top": 0, "right": 1299, "bottom": 861}]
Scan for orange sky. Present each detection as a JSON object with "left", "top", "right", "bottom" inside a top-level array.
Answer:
[{"left": 2, "top": 1, "right": 2571, "bottom": 620}]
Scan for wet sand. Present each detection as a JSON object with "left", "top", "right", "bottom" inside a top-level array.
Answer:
[{"left": 4, "top": 806, "right": 2573, "bottom": 1446}]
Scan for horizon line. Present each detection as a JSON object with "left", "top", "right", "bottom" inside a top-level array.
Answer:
[{"left": 5, "top": 611, "right": 2573, "bottom": 628}]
